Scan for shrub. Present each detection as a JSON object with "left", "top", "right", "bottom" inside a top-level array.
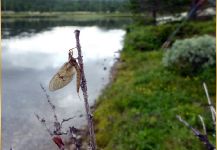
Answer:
[
  {"left": 124, "top": 19, "right": 215, "bottom": 52},
  {"left": 124, "top": 25, "right": 177, "bottom": 51},
  {"left": 163, "top": 35, "right": 216, "bottom": 75},
  {"left": 124, "top": 26, "right": 158, "bottom": 51}
]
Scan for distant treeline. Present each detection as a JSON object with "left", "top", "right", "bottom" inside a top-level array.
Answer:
[{"left": 2, "top": 0, "right": 129, "bottom": 12}]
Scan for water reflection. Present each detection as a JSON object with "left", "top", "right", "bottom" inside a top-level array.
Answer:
[
  {"left": 2, "top": 18, "right": 131, "bottom": 39},
  {"left": 2, "top": 21, "right": 126, "bottom": 150}
]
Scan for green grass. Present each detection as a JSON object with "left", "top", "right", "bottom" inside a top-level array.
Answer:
[{"left": 94, "top": 21, "right": 216, "bottom": 150}]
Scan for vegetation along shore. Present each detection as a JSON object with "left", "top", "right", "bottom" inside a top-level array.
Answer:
[{"left": 93, "top": 18, "right": 216, "bottom": 150}]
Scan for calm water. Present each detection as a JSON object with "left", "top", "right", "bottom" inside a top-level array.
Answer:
[{"left": 2, "top": 18, "right": 130, "bottom": 150}]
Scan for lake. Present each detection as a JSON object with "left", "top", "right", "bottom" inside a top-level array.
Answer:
[{"left": 2, "top": 17, "right": 131, "bottom": 150}]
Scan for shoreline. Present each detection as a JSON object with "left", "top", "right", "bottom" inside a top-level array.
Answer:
[
  {"left": 92, "top": 19, "right": 216, "bottom": 149},
  {"left": 2, "top": 11, "right": 133, "bottom": 19}
]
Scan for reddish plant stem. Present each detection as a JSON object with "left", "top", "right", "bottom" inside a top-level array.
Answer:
[{"left": 74, "top": 30, "right": 96, "bottom": 150}]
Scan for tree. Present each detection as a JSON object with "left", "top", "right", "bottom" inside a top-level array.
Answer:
[
  {"left": 128, "top": 0, "right": 193, "bottom": 24},
  {"left": 2, "top": 0, "right": 129, "bottom": 12}
]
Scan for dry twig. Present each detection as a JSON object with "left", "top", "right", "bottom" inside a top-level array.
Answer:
[
  {"left": 203, "top": 82, "right": 216, "bottom": 126},
  {"left": 36, "top": 84, "right": 84, "bottom": 150},
  {"left": 74, "top": 30, "right": 96, "bottom": 150},
  {"left": 176, "top": 115, "right": 215, "bottom": 150},
  {"left": 176, "top": 83, "right": 216, "bottom": 150}
]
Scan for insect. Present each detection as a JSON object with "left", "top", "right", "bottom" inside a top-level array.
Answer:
[{"left": 49, "top": 49, "right": 81, "bottom": 93}]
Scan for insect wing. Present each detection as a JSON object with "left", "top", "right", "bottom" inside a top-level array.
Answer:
[{"left": 49, "top": 62, "right": 76, "bottom": 91}]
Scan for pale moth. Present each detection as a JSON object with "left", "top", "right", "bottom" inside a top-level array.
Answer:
[{"left": 49, "top": 49, "right": 81, "bottom": 93}]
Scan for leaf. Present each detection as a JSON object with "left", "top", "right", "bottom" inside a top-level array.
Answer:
[{"left": 52, "top": 135, "right": 64, "bottom": 149}]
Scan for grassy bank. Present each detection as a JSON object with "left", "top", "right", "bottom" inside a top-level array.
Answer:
[
  {"left": 94, "top": 19, "right": 216, "bottom": 150},
  {"left": 2, "top": 11, "right": 132, "bottom": 20}
]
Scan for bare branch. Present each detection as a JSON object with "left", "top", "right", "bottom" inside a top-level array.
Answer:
[
  {"left": 176, "top": 115, "right": 215, "bottom": 150},
  {"left": 38, "top": 85, "right": 86, "bottom": 150},
  {"left": 198, "top": 115, "right": 207, "bottom": 135},
  {"left": 37, "top": 31, "right": 95, "bottom": 150},
  {"left": 74, "top": 30, "right": 96, "bottom": 150},
  {"left": 35, "top": 113, "right": 53, "bottom": 136},
  {"left": 176, "top": 115, "right": 200, "bottom": 135},
  {"left": 162, "top": 0, "right": 206, "bottom": 49},
  {"left": 40, "top": 84, "right": 59, "bottom": 123},
  {"left": 60, "top": 117, "right": 76, "bottom": 127}
]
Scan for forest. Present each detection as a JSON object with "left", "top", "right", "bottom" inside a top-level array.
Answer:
[
  {"left": 2, "top": 0, "right": 129, "bottom": 12},
  {"left": 2, "top": 0, "right": 202, "bottom": 13}
]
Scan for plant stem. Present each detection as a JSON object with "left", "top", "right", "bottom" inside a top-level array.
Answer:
[
  {"left": 203, "top": 82, "right": 216, "bottom": 127},
  {"left": 74, "top": 30, "right": 96, "bottom": 150},
  {"left": 176, "top": 115, "right": 215, "bottom": 150}
]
